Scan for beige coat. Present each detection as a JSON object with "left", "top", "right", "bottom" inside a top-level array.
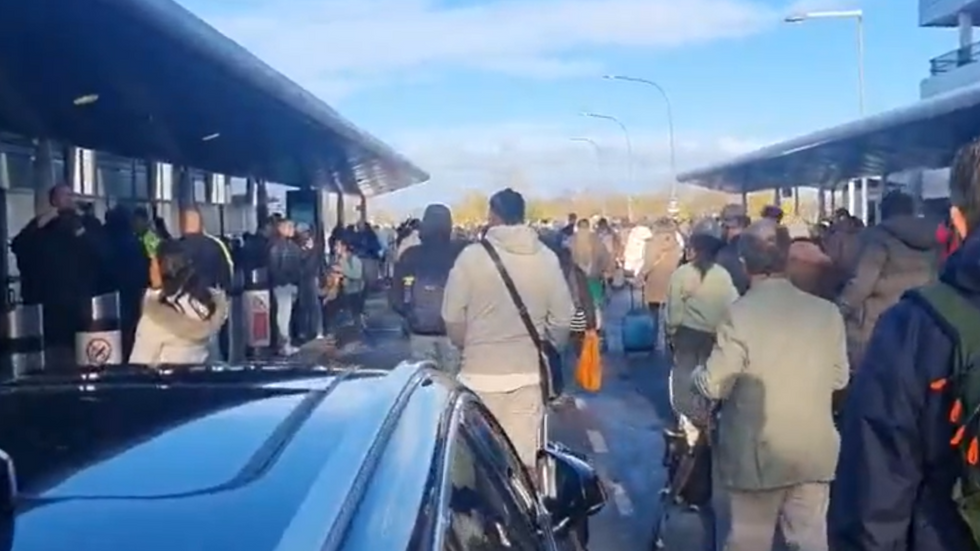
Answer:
[
  {"left": 638, "top": 233, "right": 681, "bottom": 304},
  {"left": 569, "top": 229, "right": 612, "bottom": 279},
  {"left": 692, "top": 278, "right": 848, "bottom": 492}
]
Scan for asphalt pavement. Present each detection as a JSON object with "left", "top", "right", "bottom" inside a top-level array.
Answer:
[
  {"left": 554, "top": 286, "right": 710, "bottom": 551},
  {"left": 295, "top": 288, "right": 710, "bottom": 550}
]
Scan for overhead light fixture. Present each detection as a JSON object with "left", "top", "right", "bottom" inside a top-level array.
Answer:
[
  {"left": 73, "top": 94, "right": 99, "bottom": 106},
  {"left": 201, "top": 133, "right": 220, "bottom": 141}
]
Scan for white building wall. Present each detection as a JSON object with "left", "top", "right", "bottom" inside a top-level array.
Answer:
[{"left": 921, "top": 0, "right": 980, "bottom": 25}]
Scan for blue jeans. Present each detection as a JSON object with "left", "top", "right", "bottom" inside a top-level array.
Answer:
[{"left": 273, "top": 285, "right": 297, "bottom": 349}]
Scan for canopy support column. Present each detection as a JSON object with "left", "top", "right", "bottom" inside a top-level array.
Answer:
[
  {"left": 175, "top": 166, "right": 194, "bottom": 211},
  {"left": 847, "top": 180, "right": 857, "bottom": 217},
  {"left": 255, "top": 179, "right": 269, "bottom": 224},
  {"left": 336, "top": 193, "right": 345, "bottom": 228},
  {"left": 31, "top": 140, "right": 55, "bottom": 216},
  {"left": 860, "top": 177, "right": 869, "bottom": 225}
]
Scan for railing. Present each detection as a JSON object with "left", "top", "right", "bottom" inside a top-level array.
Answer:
[{"left": 929, "top": 40, "right": 980, "bottom": 75}]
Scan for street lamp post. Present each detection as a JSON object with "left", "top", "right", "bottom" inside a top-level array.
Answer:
[
  {"left": 581, "top": 112, "right": 633, "bottom": 219},
  {"left": 785, "top": 9, "right": 866, "bottom": 221},
  {"left": 570, "top": 137, "right": 605, "bottom": 215},
  {"left": 603, "top": 75, "right": 678, "bottom": 214}
]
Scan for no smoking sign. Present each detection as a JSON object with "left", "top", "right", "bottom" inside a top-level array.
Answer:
[{"left": 85, "top": 338, "right": 113, "bottom": 365}]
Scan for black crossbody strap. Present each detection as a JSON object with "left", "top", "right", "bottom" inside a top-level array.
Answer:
[{"left": 479, "top": 240, "right": 546, "bottom": 352}]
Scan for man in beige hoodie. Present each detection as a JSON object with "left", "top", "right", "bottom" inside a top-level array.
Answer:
[{"left": 442, "top": 188, "right": 575, "bottom": 467}]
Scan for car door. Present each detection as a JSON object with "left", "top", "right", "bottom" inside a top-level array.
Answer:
[
  {"left": 460, "top": 399, "right": 554, "bottom": 528},
  {"left": 440, "top": 397, "right": 557, "bottom": 551}
]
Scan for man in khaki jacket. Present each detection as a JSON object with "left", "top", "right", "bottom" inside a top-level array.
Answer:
[{"left": 692, "top": 219, "right": 849, "bottom": 551}]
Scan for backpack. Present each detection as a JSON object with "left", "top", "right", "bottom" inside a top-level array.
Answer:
[
  {"left": 406, "top": 263, "right": 449, "bottom": 335},
  {"left": 912, "top": 282, "right": 980, "bottom": 542}
]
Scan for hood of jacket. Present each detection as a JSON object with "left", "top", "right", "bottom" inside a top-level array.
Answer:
[
  {"left": 141, "top": 290, "right": 229, "bottom": 343},
  {"left": 877, "top": 214, "right": 941, "bottom": 251},
  {"left": 418, "top": 204, "right": 453, "bottom": 244},
  {"left": 943, "top": 228, "right": 980, "bottom": 295},
  {"left": 484, "top": 224, "right": 543, "bottom": 255}
]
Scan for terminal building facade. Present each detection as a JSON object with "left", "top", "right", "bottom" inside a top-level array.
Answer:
[{"left": 0, "top": 0, "right": 428, "bottom": 306}]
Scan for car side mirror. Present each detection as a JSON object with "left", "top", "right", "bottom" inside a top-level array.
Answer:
[{"left": 537, "top": 442, "right": 606, "bottom": 535}]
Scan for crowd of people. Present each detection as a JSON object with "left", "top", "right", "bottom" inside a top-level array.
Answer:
[
  {"left": 630, "top": 151, "right": 978, "bottom": 549},
  {"left": 14, "top": 134, "right": 980, "bottom": 550},
  {"left": 382, "top": 135, "right": 980, "bottom": 551},
  {"left": 10, "top": 187, "right": 392, "bottom": 363}
]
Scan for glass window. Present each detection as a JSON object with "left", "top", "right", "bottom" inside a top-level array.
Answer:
[
  {"left": 5, "top": 152, "right": 33, "bottom": 190},
  {"left": 133, "top": 160, "right": 149, "bottom": 199},
  {"left": 462, "top": 403, "right": 541, "bottom": 521},
  {"left": 100, "top": 165, "right": 133, "bottom": 198},
  {"left": 193, "top": 174, "right": 207, "bottom": 203},
  {"left": 442, "top": 429, "right": 542, "bottom": 551}
]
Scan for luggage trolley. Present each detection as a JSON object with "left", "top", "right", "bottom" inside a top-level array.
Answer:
[{"left": 651, "top": 369, "right": 717, "bottom": 550}]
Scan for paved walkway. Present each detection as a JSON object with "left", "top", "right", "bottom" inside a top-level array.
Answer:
[{"left": 555, "top": 286, "right": 711, "bottom": 550}]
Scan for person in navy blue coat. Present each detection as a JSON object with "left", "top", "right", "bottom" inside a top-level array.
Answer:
[{"left": 829, "top": 140, "right": 980, "bottom": 551}]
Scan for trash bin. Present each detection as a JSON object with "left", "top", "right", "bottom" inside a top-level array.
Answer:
[
  {"left": 0, "top": 304, "right": 44, "bottom": 379},
  {"left": 75, "top": 292, "right": 122, "bottom": 366},
  {"left": 225, "top": 271, "right": 247, "bottom": 364},
  {"left": 243, "top": 268, "right": 271, "bottom": 359}
]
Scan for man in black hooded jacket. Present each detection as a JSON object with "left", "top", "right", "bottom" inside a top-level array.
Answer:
[{"left": 390, "top": 204, "right": 465, "bottom": 374}]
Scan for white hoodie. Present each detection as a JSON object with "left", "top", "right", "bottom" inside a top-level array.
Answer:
[
  {"left": 623, "top": 225, "right": 654, "bottom": 275},
  {"left": 442, "top": 224, "right": 575, "bottom": 379}
]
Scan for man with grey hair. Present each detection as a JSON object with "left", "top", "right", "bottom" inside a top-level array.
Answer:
[{"left": 692, "top": 219, "right": 849, "bottom": 551}]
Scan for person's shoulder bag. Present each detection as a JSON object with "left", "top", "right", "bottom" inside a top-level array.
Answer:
[{"left": 480, "top": 239, "right": 562, "bottom": 403}]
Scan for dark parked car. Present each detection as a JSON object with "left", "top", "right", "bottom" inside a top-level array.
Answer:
[{"left": 0, "top": 361, "right": 605, "bottom": 550}]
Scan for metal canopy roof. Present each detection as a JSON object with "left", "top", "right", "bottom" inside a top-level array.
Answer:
[
  {"left": 0, "top": 0, "right": 428, "bottom": 195},
  {"left": 677, "top": 81, "right": 980, "bottom": 194}
]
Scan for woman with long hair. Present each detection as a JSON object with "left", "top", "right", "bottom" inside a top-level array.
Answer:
[
  {"left": 664, "top": 232, "right": 737, "bottom": 421},
  {"left": 543, "top": 236, "right": 597, "bottom": 395},
  {"left": 129, "top": 240, "right": 229, "bottom": 364},
  {"left": 569, "top": 218, "right": 612, "bottom": 314}
]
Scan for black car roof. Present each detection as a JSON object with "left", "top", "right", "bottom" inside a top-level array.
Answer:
[{"left": 0, "top": 362, "right": 455, "bottom": 551}]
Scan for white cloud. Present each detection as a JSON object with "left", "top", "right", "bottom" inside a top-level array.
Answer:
[
  {"left": 370, "top": 121, "right": 769, "bottom": 210},
  {"left": 189, "top": 0, "right": 824, "bottom": 100}
]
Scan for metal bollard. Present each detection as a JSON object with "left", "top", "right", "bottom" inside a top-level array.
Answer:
[
  {"left": 225, "top": 271, "right": 247, "bottom": 363},
  {"left": 243, "top": 268, "right": 271, "bottom": 359},
  {"left": 75, "top": 292, "right": 122, "bottom": 366},
  {"left": 0, "top": 304, "right": 44, "bottom": 380}
]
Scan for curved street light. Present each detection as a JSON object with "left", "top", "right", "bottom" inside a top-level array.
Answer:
[
  {"left": 570, "top": 137, "right": 605, "bottom": 214},
  {"left": 580, "top": 112, "right": 632, "bottom": 186},
  {"left": 784, "top": 9, "right": 864, "bottom": 115},
  {"left": 785, "top": 8, "right": 865, "bottom": 222},
  {"left": 602, "top": 75, "right": 678, "bottom": 211}
]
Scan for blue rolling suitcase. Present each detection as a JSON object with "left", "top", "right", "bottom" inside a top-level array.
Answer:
[{"left": 621, "top": 283, "right": 656, "bottom": 353}]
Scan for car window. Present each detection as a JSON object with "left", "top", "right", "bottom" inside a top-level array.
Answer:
[
  {"left": 461, "top": 402, "right": 540, "bottom": 518},
  {"left": 442, "top": 429, "right": 542, "bottom": 551}
]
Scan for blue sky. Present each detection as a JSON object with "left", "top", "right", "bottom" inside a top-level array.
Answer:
[{"left": 182, "top": 0, "right": 955, "bottom": 210}]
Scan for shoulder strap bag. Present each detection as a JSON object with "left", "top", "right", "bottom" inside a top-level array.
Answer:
[{"left": 480, "top": 240, "right": 562, "bottom": 403}]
